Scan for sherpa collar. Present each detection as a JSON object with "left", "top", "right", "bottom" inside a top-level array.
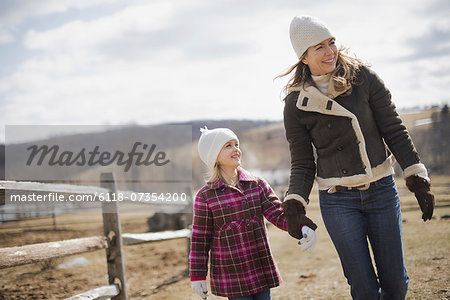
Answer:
[
  {"left": 287, "top": 74, "right": 351, "bottom": 99},
  {"left": 290, "top": 79, "right": 374, "bottom": 181}
]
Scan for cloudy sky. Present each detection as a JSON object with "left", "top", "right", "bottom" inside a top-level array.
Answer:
[{"left": 0, "top": 0, "right": 449, "bottom": 143}]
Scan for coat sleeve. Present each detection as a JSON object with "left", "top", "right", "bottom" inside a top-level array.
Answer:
[
  {"left": 283, "top": 92, "right": 316, "bottom": 205},
  {"left": 189, "top": 190, "right": 213, "bottom": 280},
  {"left": 259, "top": 178, "right": 288, "bottom": 231},
  {"left": 366, "top": 67, "right": 427, "bottom": 178}
]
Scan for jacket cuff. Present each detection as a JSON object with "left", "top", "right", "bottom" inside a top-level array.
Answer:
[
  {"left": 190, "top": 276, "right": 206, "bottom": 281},
  {"left": 284, "top": 193, "right": 308, "bottom": 210},
  {"left": 403, "top": 163, "right": 429, "bottom": 182}
]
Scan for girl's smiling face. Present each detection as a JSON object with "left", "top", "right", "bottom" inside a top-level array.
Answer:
[
  {"left": 302, "top": 37, "right": 338, "bottom": 76},
  {"left": 217, "top": 139, "right": 241, "bottom": 169}
]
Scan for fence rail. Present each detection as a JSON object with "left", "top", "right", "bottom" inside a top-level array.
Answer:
[
  {"left": 0, "top": 180, "right": 109, "bottom": 194},
  {"left": 0, "top": 236, "right": 107, "bottom": 269},
  {"left": 0, "top": 172, "right": 192, "bottom": 300},
  {"left": 66, "top": 284, "right": 121, "bottom": 300}
]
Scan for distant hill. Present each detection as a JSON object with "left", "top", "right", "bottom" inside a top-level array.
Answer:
[
  {"left": 1, "top": 107, "right": 447, "bottom": 192},
  {"left": 177, "top": 119, "right": 277, "bottom": 141},
  {"left": 1, "top": 120, "right": 277, "bottom": 190}
]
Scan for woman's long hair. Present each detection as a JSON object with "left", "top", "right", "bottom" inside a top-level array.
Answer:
[{"left": 278, "top": 46, "right": 367, "bottom": 95}]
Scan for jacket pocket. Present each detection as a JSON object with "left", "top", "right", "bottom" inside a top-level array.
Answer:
[{"left": 211, "top": 221, "right": 245, "bottom": 276}]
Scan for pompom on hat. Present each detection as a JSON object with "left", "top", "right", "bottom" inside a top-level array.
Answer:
[
  {"left": 289, "top": 15, "right": 335, "bottom": 59},
  {"left": 198, "top": 126, "right": 239, "bottom": 169}
]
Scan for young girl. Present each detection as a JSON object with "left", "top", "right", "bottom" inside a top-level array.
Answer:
[{"left": 189, "top": 126, "right": 317, "bottom": 300}]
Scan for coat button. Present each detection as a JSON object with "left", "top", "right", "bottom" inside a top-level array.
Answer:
[
  {"left": 327, "top": 123, "right": 332, "bottom": 129},
  {"left": 342, "top": 169, "right": 348, "bottom": 174},
  {"left": 337, "top": 146, "right": 343, "bottom": 151}
]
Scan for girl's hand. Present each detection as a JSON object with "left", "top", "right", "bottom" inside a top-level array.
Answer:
[
  {"left": 298, "top": 226, "right": 316, "bottom": 253},
  {"left": 191, "top": 280, "right": 208, "bottom": 299}
]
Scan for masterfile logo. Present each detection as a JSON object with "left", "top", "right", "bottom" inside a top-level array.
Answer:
[
  {"left": 25, "top": 142, "right": 170, "bottom": 172},
  {"left": 5, "top": 125, "right": 192, "bottom": 185}
]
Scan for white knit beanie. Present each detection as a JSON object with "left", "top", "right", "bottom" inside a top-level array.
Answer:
[
  {"left": 197, "top": 126, "right": 239, "bottom": 170},
  {"left": 289, "top": 15, "right": 334, "bottom": 59}
]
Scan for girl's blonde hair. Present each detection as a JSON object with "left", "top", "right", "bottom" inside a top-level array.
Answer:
[
  {"left": 207, "top": 163, "right": 236, "bottom": 184},
  {"left": 207, "top": 163, "right": 221, "bottom": 183},
  {"left": 278, "top": 46, "right": 367, "bottom": 95}
]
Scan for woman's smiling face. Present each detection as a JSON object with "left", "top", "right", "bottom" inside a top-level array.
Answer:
[{"left": 302, "top": 37, "right": 338, "bottom": 76}]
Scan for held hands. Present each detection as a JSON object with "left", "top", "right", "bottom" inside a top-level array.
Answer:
[
  {"left": 299, "top": 226, "right": 316, "bottom": 253},
  {"left": 405, "top": 175, "right": 435, "bottom": 221},
  {"left": 191, "top": 280, "right": 208, "bottom": 299},
  {"left": 281, "top": 199, "right": 317, "bottom": 240}
]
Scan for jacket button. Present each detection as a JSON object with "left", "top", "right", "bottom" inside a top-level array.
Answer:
[
  {"left": 342, "top": 169, "right": 348, "bottom": 174},
  {"left": 327, "top": 123, "right": 332, "bottom": 129},
  {"left": 337, "top": 146, "right": 343, "bottom": 151}
]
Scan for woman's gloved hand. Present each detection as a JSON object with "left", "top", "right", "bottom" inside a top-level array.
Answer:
[
  {"left": 191, "top": 280, "right": 208, "bottom": 299},
  {"left": 281, "top": 199, "right": 317, "bottom": 239},
  {"left": 299, "top": 225, "right": 317, "bottom": 253},
  {"left": 405, "top": 175, "right": 435, "bottom": 221}
]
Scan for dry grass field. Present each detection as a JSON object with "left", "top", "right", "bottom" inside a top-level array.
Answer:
[{"left": 0, "top": 176, "right": 449, "bottom": 299}]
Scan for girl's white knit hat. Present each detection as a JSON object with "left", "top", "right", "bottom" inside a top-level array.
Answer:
[
  {"left": 289, "top": 15, "right": 334, "bottom": 59},
  {"left": 198, "top": 126, "right": 239, "bottom": 170}
]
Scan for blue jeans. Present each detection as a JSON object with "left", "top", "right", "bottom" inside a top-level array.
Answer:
[
  {"left": 228, "top": 289, "right": 271, "bottom": 300},
  {"left": 319, "top": 176, "right": 409, "bottom": 300}
]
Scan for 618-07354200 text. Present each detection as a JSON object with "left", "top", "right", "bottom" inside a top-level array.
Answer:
[{"left": 95, "top": 192, "right": 187, "bottom": 202}]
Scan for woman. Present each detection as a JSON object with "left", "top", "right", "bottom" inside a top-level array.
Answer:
[
  {"left": 189, "top": 126, "right": 317, "bottom": 300},
  {"left": 279, "top": 15, "right": 435, "bottom": 299}
]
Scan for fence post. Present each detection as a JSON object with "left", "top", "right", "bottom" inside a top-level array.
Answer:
[{"left": 100, "top": 172, "right": 128, "bottom": 300}]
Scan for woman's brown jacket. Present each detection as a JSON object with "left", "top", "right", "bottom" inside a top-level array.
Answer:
[{"left": 283, "top": 65, "right": 426, "bottom": 205}]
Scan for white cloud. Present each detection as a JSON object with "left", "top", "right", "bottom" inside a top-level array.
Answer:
[
  {"left": 0, "top": 0, "right": 118, "bottom": 25},
  {"left": 0, "top": 29, "right": 14, "bottom": 44},
  {"left": 0, "top": 0, "right": 119, "bottom": 45},
  {"left": 23, "top": 2, "right": 176, "bottom": 53}
]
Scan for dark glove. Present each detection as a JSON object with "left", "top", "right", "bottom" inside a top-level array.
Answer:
[
  {"left": 405, "top": 175, "right": 435, "bottom": 221},
  {"left": 281, "top": 199, "right": 317, "bottom": 239}
]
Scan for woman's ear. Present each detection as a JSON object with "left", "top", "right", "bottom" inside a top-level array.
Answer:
[{"left": 301, "top": 56, "right": 308, "bottom": 65}]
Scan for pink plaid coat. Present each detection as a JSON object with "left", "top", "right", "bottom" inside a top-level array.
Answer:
[{"left": 189, "top": 168, "right": 288, "bottom": 297}]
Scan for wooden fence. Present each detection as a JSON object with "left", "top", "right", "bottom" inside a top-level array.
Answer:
[{"left": 0, "top": 172, "right": 192, "bottom": 300}]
